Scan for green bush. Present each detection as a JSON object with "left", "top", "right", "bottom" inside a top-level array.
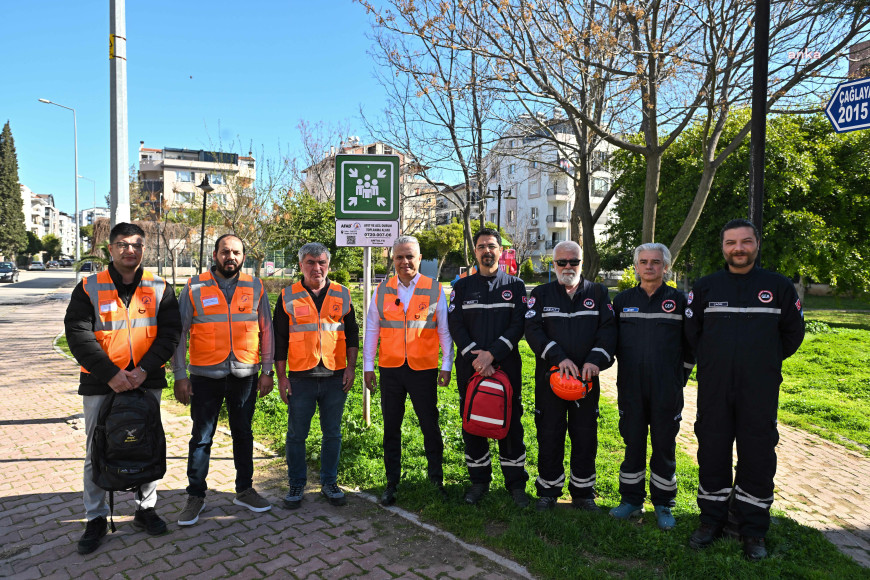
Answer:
[
  {"left": 330, "top": 270, "right": 350, "bottom": 286},
  {"left": 520, "top": 259, "right": 535, "bottom": 282},
  {"left": 617, "top": 266, "right": 636, "bottom": 291},
  {"left": 805, "top": 320, "right": 836, "bottom": 334}
]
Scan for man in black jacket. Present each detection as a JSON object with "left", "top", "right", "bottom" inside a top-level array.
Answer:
[
  {"left": 685, "top": 219, "right": 804, "bottom": 560},
  {"left": 64, "top": 223, "right": 181, "bottom": 555},
  {"left": 448, "top": 228, "right": 530, "bottom": 507},
  {"left": 524, "top": 241, "right": 616, "bottom": 512},
  {"left": 611, "top": 243, "right": 693, "bottom": 530}
]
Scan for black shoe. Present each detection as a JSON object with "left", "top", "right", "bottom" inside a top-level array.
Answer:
[
  {"left": 380, "top": 485, "right": 397, "bottom": 506},
  {"left": 132, "top": 508, "right": 168, "bottom": 536},
  {"left": 689, "top": 522, "right": 724, "bottom": 549},
  {"left": 743, "top": 536, "right": 768, "bottom": 561},
  {"left": 572, "top": 497, "right": 600, "bottom": 512},
  {"left": 536, "top": 497, "right": 557, "bottom": 511},
  {"left": 431, "top": 481, "right": 448, "bottom": 501},
  {"left": 77, "top": 516, "right": 107, "bottom": 555},
  {"left": 511, "top": 488, "right": 530, "bottom": 508},
  {"left": 464, "top": 483, "right": 489, "bottom": 505}
]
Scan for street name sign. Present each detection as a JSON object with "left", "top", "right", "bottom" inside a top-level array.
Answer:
[
  {"left": 825, "top": 77, "right": 870, "bottom": 133},
  {"left": 335, "top": 220, "right": 399, "bottom": 247},
  {"left": 335, "top": 154, "right": 400, "bottom": 220}
]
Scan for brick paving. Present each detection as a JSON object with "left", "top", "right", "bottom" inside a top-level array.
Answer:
[
  {"left": 598, "top": 366, "right": 870, "bottom": 567},
  {"left": 0, "top": 294, "right": 530, "bottom": 579}
]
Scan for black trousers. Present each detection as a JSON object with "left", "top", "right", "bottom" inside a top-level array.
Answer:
[
  {"left": 534, "top": 377, "right": 599, "bottom": 499},
  {"left": 379, "top": 364, "right": 443, "bottom": 487},
  {"left": 616, "top": 379, "right": 683, "bottom": 507},
  {"left": 695, "top": 372, "right": 779, "bottom": 538}
]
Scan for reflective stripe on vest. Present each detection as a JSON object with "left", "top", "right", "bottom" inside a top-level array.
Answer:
[
  {"left": 282, "top": 281, "right": 350, "bottom": 371},
  {"left": 82, "top": 269, "right": 165, "bottom": 373},
  {"left": 376, "top": 275, "right": 441, "bottom": 370},
  {"left": 188, "top": 271, "right": 262, "bottom": 366}
]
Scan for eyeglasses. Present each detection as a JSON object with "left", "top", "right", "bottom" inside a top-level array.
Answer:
[
  {"left": 475, "top": 244, "right": 499, "bottom": 251},
  {"left": 554, "top": 259, "right": 581, "bottom": 267},
  {"left": 114, "top": 242, "right": 144, "bottom": 251}
]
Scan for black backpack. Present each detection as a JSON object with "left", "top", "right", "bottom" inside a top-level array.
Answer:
[{"left": 91, "top": 389, "right": 166, "bottom": 530}]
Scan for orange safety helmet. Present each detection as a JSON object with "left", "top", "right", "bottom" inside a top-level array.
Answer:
[{"left": 548, "top": 366, "right": 593, "bottom": 400}]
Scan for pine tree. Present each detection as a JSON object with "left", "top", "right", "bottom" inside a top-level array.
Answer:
[{"left": 0, "top": 121, "right": 28, "bottom": 258}]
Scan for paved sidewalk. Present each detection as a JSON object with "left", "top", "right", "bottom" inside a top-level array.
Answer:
[
  {"left": 0, "top": 295, "right": 530, "bottom": 579},
  {"left": 598, "top": 368, "right": 870, "bottom": 567}
]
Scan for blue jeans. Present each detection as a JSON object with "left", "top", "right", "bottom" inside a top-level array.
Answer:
[
  {"left": 187, "top": 374, "right": 257, "bottom": 497},
  {"left": 285, "top": 375, "right": 348, "bottom": 486}
]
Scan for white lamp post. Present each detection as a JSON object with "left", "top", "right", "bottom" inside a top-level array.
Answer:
[{"left": 39, "top": 98, "right": 80, "bottom": 261}]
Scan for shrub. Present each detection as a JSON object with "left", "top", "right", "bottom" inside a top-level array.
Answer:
[
  {"left": 520, "top": 259, "right": 535, "bottom": 282},
  {"left": 330, "top": 270, "right": 350, "bottom": 286},
  {"left": 617, "top": 266, "right": 636, "bottom": 291},
  {"left": 805, "top": 320, "right": 836, "bottom": 335}
]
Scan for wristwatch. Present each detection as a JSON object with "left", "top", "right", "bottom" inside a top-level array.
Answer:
[{"left": 263, "top": 370, "right": 275, "bottom": 377}]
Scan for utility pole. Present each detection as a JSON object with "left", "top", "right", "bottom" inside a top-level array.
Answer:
[
  {"left": 748, "top": 0, "right": 770, "bottom": 265},
  {"left": 110, "top": 0, "right": 130, "bottom": 226}
]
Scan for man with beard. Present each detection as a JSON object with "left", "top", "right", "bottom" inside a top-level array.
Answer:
[
  {"left": 685, "top": 219, "right": 804, "bottom": 560},
  {"left": 65, "top": 222, "right": 181, "bottom": 554},
  {"left": 610, "top": 243, "right": 693, "bottom": 530},
  {"left": 524, "top": 241, "right": 616, "bottom": 511},
  {"left": 448, "top": 228, "right": 530, "bottom": 507},
  {"left": 173, "top": 234, "right": 274, "bottom": 525}
]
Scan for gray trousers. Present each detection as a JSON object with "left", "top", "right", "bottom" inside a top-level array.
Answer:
[{"left": 82, "top": 389, "right": 161, "bottom": 520}]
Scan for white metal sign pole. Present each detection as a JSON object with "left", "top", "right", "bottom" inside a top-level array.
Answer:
[{"left": 362, "top": 246, "right": 372, "bottom": 426}]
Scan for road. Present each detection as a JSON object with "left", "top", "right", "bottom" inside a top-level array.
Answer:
[{"left": 0, "top": 268, "right": 77, "bottom": 308}]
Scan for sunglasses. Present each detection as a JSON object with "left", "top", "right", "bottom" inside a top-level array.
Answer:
[{"left": 554, "top": 259, "right": 581, "bottom": 267}]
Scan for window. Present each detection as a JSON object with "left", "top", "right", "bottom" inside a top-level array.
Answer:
[
  {"left": 530, "top": 207, "right": 538, "bottom": 218},
  {"left": 490, "top": 212, "right": 496, "bottom": 222},
  {"left": 592, "top": 177, "right": 608, "bottom": 198},
  {"left": 176, "top": 191, "right": 194, "bottom": 204},
  {"left": 508, "top": 210, "right": 516, "bottom": 223},
  {"left": 176, "top": 170, "right": 192, "bottom": 183},
  {"left": 509, "top": 164, "right": 515, "bottom": 174},
  {"left": 530, "top": 160, "right": 538, "bottom": 169},
  {"left": 509, "top": 139, "right": 516, "bottom": 148},
  {"left": 528, "top": 230, "right": 537, "bottom": 242},
  {"left": 210, "top": 173, "right": 225, "bottom": 185},
  {"left": 211, "top": 193, "right": 227, "bottom": 206}
]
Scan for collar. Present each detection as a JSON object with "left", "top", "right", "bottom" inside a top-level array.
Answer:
[{"left": 396, "top": 272, "right": 421, "bottom": 289}]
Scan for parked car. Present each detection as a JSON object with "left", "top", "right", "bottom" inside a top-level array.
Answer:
[
  {"left": 28, "top": 261, "right": 46, "bottom": 271},
  {"left": 47, "top": 261, "right": 60, "bottom": 269},
  {"left": 59, "top": 259, "right": 72, "bottom": 267},
  {"left": 0, "top": 262, "right": 20, "bottom": 283},
  {"left": 78, "top": 261, "right": 96, "bottom": 272}
]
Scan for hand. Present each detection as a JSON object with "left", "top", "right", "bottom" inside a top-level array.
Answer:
[
  {"left": 342, "top": 366, "right": 356, "bottom": 393},
  {"left": 128, "top": 366, "right": 147, "bottom": 389},
  {"left": 470, "top": 349, "right": 494, "bottom": 374},
  {"left": 174, "top": 377, "right": 192, "bottom": 404},
  {"left": 108, "top": 370, "right": 135, "bottom": 393},
  {"left": 581, "top": 363, "right": 600, "bottom": 382},
  {"left": 364, "top": 371, "right": 378, "bottom": 393},
  {"left": 437, "top": 370, "right": 451, "bottom": 387},
  {"left": 558, "top": 359, "right": 580, "bottom": 380},
  {"left": 257, "top": 373, "right": 274, "bottom": 397},
  {"left": 277, "top": 376, "right": 291, "bottom": 404}
]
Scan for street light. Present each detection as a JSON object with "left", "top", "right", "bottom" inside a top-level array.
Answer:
[
  {"left": 77, "top": 175, "right": 96, "bottom": 252},
  {"left": 39, "top": 98, "right": 79, "bottom": 261},
  {"left": 197, "top": 175, "right": 214, "bottom": 274},
  {"left": 486, "top": 184, "right": 513, "bottom": 232}
]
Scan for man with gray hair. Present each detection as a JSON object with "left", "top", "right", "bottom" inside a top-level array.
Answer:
[
  {"left": 610, "top": 242, "right": 693, "bottom": 530},
  {"left": 524, "top": 240, "right": 616, "bottom": 511},
  {"left": 274, "top": 242, "right": 359, "bottom": 509},
  {"left": 364, "top": 235, "right": 453, "bottom": 505}
]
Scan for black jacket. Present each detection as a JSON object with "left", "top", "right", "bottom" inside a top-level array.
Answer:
[
  {"left": 684, "top": 266, "right": 804, "bottom": 384},
  {"left": 64, "top": 263, "right": 182, "bottom": 395},
  {"left": 448, "top": 270, "right": 526, "bottom": 375},
  {"left": 613, "top": 283, "right": 693, "bottom": 389},
  {"left": 524, "top": 278, "right": 616, "bottom": 378}
]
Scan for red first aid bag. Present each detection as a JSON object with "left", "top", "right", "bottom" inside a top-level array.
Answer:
[{"left": 462, "top": 369, "right": 513, "bottom": 440}]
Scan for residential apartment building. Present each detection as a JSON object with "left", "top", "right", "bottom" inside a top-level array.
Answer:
[
  {"left": 435, "top": 183, "right": 484, "bottom": 226},
  {"left": 137, "top": 142, "right": 256, "bottom": 211},
  {"left": 79, "top": 207, "right": 110, "bottom": 227},
  {"left": 486, "top": 118, "right": 615, "bottom": 266},
  {"left": 302, "top": 138, "right": 438, "bottom": 233},
  {"left": 21, "top": 185, "right": 77, "bottom": 257}
]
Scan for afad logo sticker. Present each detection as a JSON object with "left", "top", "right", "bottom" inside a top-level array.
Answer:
[
  {"left": 758, "top": 290, "right": 773, "bottom": 303},
  {"left": 583, "top": 298, "right": 595, "bottom": 309},
  {"left": 687, "top": 291, "right": 694, "bottom": 305},
  {"left": 527, "top": 296, "right": 536, "bottom": 309},
  {"left": 662, "top": 299, "right": 676, "bottom": 313},
  {"left": 502, "top": 290, "right": 513, "bottom": 301}
]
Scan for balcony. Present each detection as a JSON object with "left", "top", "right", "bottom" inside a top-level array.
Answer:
[
  {"left": 141, "top": 180, "right": 164, "bottom": 194},
  {"left": 546, "top": 187, "right": 570, "bottom": 201},
  {"left": 546, "top": 214, "right": 569, "bottom": 228},
  {"left": 545, "top": 240, "right": 559, "bottom": 250}
]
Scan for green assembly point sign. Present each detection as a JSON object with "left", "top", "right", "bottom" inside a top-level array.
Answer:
[{"left": 335, "top": 154, "right": 400, "bottom": 220}]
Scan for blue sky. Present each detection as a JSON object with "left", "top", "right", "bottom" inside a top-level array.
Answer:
[{"left": 1, "top": 1, "right": 385, "bottom": 215}]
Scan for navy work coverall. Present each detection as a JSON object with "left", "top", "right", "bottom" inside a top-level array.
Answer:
[
  {"left": 448, "top": 269, "right": 529, "bottom": 491},
  {"left": 524, "top": 278, "right": 616, "bottom": 500},
  {"left": 612, "top": 283, "right": 693, "bottom": 507},
  {"left": 685, "top": 266, "right": 804, "bottom": 538}
]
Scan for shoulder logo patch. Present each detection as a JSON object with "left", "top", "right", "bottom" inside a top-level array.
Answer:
[
  {"left": 795, "top": 298, "right": 801, "bottom": 311},
  {"left": 685, "top": 307, "right": 693, "bottom": 318},
  {"left": 687, "top": 291, "right": 693, "bottom": 305},
  {"left": 527, "top": 296, "right": 536, "bottom": 309},
  {"left": 450, "top": 289, "right": 455, "bottom": 302},
  {"left": 583, "top": 298, "right": 595, "bottom": 309},
  {"left": 448, "top": 304, "right": 455, "bottom": 313},
  {"left": 525, "top": 310, "right": 536, "bottom": 318},
  {"left": 662, "top": 299, "right": 676, "bottom": 313},
  {"left": 758, "top": 290, "right": 773, "bottom": 303}
]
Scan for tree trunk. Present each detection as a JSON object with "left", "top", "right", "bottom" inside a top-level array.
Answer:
[
  {"left": 641, "top": 151, "right": 662, "bottom": 243},
  {"left": 668, "top": 162, "right": 719, "bottom": 264}
]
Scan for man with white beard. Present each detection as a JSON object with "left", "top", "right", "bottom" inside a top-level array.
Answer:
[{"left": 524, "top": 241, "right": 616, "bottom": 511}]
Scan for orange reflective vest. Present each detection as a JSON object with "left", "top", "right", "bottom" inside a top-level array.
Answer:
[
  {"left": 282, "top": 281, "right": 351, "bottom": 371},
  {"left": 187, "top": 271, "right": 263, "bottom": 369},
  {"left": 82, "top": 269, "right": 166, "bottom": 373},
  {"left": 376, "top": 275, "right": 442, "bottom": 370}
]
